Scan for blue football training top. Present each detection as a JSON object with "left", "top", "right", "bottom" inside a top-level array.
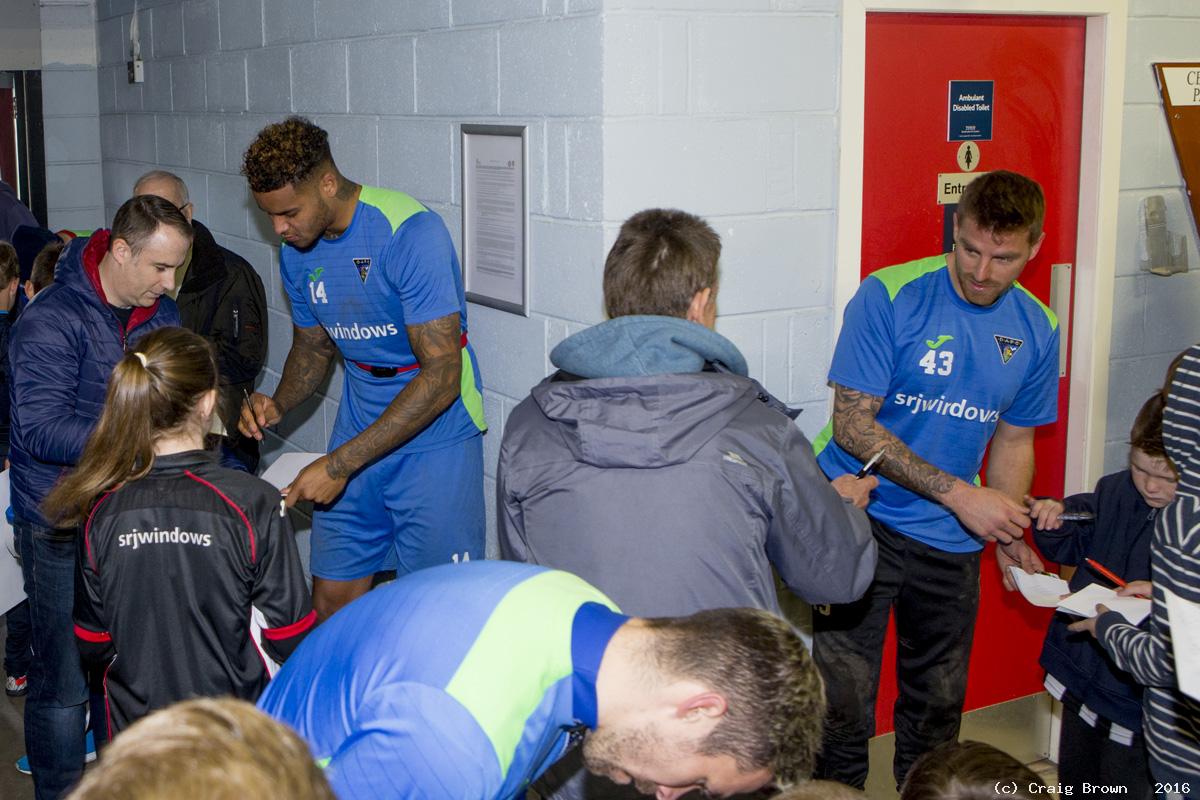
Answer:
[
  {"left": 258, "top": 561, "right": 625, "bottom": 800},
  {"left": 815, "top": 256, "right": 1059, "bottom": 552},
  {"left": 280, "top": 186, "right": 485, "bottom": 453}
]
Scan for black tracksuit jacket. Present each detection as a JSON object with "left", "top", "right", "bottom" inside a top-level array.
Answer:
[{"left": 74, "top": 450, "right": 314, "bottom": 736}]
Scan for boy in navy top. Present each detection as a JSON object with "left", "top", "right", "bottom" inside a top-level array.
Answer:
[{"left": 1029, "top": 393, "right": 1176, "bottom": 799}]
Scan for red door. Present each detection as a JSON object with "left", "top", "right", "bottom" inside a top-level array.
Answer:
[
  {"left": 0, "top": 88, "right": 17, "bottom": 188},
  {"left": 861, "top": 12, "right": 1085, "bottom": 734}
]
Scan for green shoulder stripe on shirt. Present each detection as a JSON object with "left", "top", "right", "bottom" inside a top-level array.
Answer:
[
  {"left": 1013, "top": 282, "right": 1058, "bottom": 330},
  {"left": 869, "top": 255, "right": 948, "bottom": 302},
  {"left": 812, "top": 419, "right": 835, "bottom": 457},
  {"left": 460, "top": 347, "right": 488, "bottom": 433},
  {"left": 445, "top": 572, "right": 619, "bottom": 781},
  {"left": 359, "top": 186, "right": 427, "bottom": 233}
]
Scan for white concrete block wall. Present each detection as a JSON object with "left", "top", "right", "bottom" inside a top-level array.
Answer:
[
  {"left": 94, "top": 0, "right": 604, "bottom": 557},
  {"left": 602, "top": 4, "right": 841, "bottom": 442},
  {"left": 40, "top": 1, "right": 105, "bottom": 231},
  {"left": 1103, "top": 3, "right": 1200, "bottom": 473}
]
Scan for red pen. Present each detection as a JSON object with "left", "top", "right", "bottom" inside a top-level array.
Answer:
[{"left": 1085, "top": 558, "right": 1148, "bottom": 599}]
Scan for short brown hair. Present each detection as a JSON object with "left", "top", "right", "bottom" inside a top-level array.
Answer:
[
  {"left": 0, "top": 241, "right": 17, "bottom": 285},
  {"left": 67, "top": 698, "right": 335, "bottom": 800},
  {"left": 111, "top": 195, "right": 193, "bottom": 257},
  {"left": 1130, "top": 392, "right": 1169, "bottom": 462},
  {"left": 957, "top": 170, "right": 1045, "bottom": 244},
  {"left": 30, "top": 240, "right": 64, "bottom": 294},
  {"left": 242, "top": 116, "right": 334, "bottom": 193},
  {"left": 644, "top": 607, "right": 824, "bottom": 784},
  {"left": 900, "top": 740, "right": 1044, "bottom": 800},
  {"left": 603, "top": 208, "right": 721, "bottom": 319}
]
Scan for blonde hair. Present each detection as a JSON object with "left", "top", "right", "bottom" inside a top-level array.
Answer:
[
  {"left": 68, "top": 698, "right": 334, "bottom": 800},
  {"left": 43, "top": 327, "right": 217, "bottom": 526}
]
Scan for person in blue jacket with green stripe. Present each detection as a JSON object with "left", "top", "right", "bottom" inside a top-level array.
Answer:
[
  {"left": 258, "top": 561, "right": 825, "bottom": 800},
  {"left": 238, "top": 117, "right": 487, "bottom": 623}
]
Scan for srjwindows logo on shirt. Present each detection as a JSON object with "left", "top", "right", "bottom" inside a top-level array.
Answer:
[
  {"left": 893, "top": 392, "right": 1000, "bottom": 425},
  {"left": 118, "top": 526, "right": 213, "bottom": 550},
  {"left": 325, "top": 321, "right": 400, "bottom": 341}
]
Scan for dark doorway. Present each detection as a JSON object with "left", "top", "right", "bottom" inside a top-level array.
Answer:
[{"left": 1, "top": 70, "right": 47, "bottom": 227}]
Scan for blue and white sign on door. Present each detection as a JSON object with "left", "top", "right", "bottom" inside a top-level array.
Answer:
[{"left": 948, "top": 80, "right": 993, "bottom": 141}]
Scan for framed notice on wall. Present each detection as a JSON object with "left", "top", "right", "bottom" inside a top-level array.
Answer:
[
  {"left": 460, "top": 124, "right": 529, "bottom": 316},
  {"left": 1154, "top": 63, "right": 1200, "bottom": 240}
]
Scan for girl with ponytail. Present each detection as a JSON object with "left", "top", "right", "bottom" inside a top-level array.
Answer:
[{"left": 45, "top": 327, "right": 315, "bottom": 737}]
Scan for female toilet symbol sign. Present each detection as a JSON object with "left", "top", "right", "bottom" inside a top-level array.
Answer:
[{"left": 957, "top": 141, "right": 981, "bottom": 172}]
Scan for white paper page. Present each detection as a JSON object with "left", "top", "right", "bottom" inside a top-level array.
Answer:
[
  {"left": 1007, "top": 566, "right": 1070, "bottom": 607},
  {"left": 1057, "top": 582, "right": 1151, "bottom": 626},
  {"left": 0, "top": 471, "right": 27, "bottom": 614},
  {"left": 1164, "top": 587, "right": 1200, "bottom": 701},
  {"left": 259, "top": 452, "right": 325, "bottom": 491}
]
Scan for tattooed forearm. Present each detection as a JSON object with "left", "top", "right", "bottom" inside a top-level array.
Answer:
[
  {"left": 831, "top": 383, "right": 959, "bottom": 501},
  {"left": 273, "top": 324, "right": 337, "bottom": 415},
  {"left": 326, "top": 313, "right": 463, "bottom": 479}
]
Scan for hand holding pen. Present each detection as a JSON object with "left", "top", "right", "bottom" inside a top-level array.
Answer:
[
  {"left": 1025, "top": 495, "right": 1095, "bottom": 531},
  {"left": 831, "top": 448, "right": 885, "bottom": 510}
]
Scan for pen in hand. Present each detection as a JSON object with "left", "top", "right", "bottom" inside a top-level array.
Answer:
[
  {"left": 856, "top": 448, "right": 886, "bottom": 479},
  {"left": 1085, "top": 557, "right": 1149, "bottom": 599}
]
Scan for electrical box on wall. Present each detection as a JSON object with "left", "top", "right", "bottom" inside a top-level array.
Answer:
[
  {"left": 126, "top": 59, "right": 143, "bottom": 84},
  {"left": 1138, "top": 195, "right": 1188, "bottom": 276}
]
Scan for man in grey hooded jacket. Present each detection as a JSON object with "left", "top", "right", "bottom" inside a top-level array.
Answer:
[{"left": 498, "top": 208, "right": 877, "bottom": 621}]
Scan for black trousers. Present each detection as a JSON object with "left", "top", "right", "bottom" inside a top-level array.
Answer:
[
  {"left": 813, "top": 516, "right": 981, "bottom": 789},
  {"left": 1058, "top": 709, "right": 1153, "bottom": 800}
]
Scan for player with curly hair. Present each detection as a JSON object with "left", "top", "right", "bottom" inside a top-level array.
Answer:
[{"left": 240, "top": 117, "right": 487, "bottom": 623}]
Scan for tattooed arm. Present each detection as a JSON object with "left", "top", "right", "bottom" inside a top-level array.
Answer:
[
  {"left": 281, "top": 313, "right": 463, "bottom": 506},
  {"left": 239, "top": 324, "right": 337, "bottom": 438},
  {"left": 326, "top": 313, "right": 462, "bottom": 478},
  {"left": 831, "top": 382, "right": 1031, "bottom": 544}
]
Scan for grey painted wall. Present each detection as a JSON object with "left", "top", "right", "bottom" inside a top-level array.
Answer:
[
  {"left": 94, "top": 0, "right": 604, "bottom": 556},
  {"left": 0, "top": 0, "right": 43, "bottom": 71},
  {"left": 41, "top": 0, "right": 105, "bottom": 231}
]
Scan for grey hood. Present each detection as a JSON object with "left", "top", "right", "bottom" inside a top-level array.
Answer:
[
  {"left": 535, "top": 316, "right": 757, "bottom": 468},
  {"left": 550, "top": 314, "right": 748, "bottom": 378}
]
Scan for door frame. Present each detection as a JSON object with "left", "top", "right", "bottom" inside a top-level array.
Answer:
[{"left": 835, "top": 0, "right": 1128, "bottom": 496}]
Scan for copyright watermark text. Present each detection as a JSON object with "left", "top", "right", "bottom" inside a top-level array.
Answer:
[{"left": 993, "top": 782, "right": 1131, "bottom": 796}]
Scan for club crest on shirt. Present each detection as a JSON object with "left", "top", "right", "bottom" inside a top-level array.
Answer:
[
  {"left": 353, "top": 258, "right": 372, "bottom": 283},
  {"left": 994, "top": 335, "right": 1024, "bottom": 365}
]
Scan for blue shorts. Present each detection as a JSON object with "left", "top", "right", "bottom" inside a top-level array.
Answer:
[{"left": 309, "top": 435, "right": 484, "bottom": 581}]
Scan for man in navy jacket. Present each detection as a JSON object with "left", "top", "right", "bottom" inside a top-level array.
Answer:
[{"left": 9, "top": 195, "right": 188, "bottom": 799}]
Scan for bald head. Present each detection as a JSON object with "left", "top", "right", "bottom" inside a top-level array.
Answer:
[{"left": 133, "top": 170, "right": 193, "bottom": 223}]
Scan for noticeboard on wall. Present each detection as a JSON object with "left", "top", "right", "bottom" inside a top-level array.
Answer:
[
  {"left": 1154, "top": 63, "right": 1200, "bottom": 239},
  {"left": 460, "top": 124, "right": 529, "bottom": 316}
]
